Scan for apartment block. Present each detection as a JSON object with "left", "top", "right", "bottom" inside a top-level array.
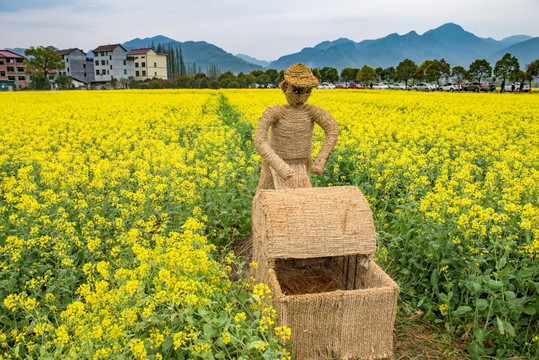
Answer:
[
  {"left": 127, "top": 48, "right": 167, "bottom": 80},
  {"left": 0, "top": 50, "right": 28, "bottom": 89},
  {"left": 57, "top": 48, "right": 95, "bottom": 85},
  {"left": 92, "top": 44, "right": 135, "bottom": 85}
]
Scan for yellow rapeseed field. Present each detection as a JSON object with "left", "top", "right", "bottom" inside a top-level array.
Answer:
[{"left": 0, "top": 89, "right": 537, "bottom": 358}]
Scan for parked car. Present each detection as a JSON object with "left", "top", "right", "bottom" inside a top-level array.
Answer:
[
  {"left": 412, "top": 83, "right": 436, "bottom": 91},
  {"left": 504, "top": 82, "right": 530, "bottom": 92},
  {"left": 317, "top": 82, "right": 336, "bottom": 89},
  {"left": 463, "top": 82, "right": 495, "bottom": 92},
  {"left": 441, "top": 82, "right": 461, "bottom": 92},
  {"left": 389, "top": 83, "right": 406, "bottom": 90},
  {"left": 347, "top": 83, "right": 364, "bottom": 89},
  {"left": 335, "top": 84, "right": 345, "bottom": 89},
  {"left": 372, "top": 83, "right": 390, "bottom": 89}
]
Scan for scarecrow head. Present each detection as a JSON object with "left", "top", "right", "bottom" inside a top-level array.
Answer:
[{"left": 280, "top": 63, "right": 319, "bottom": 107}]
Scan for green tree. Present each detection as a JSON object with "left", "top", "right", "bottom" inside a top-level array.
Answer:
[
  {"left": 256, "top": 73, "right": 271, "bottom": 86},
  {"left": 55, "top": 74, "right": 72, "bottom": 90},
  {"left": 340, "top": 67, "right": 358, "bottom": 83},
  {"left": 356, "top": 65, "right": 376, "bottom": 85},
  {"left": 494, "top": 53, "right": 520, "bottom": 84},
  {"left": 526, "top": 59, "right": 539, "bottom": 88},
  {"left": 250, "top": 69, "right": 264, "bottom": 78},
  {"left": 24, "top": 46, "right": 64, "bottom": 89},
  {"left": 311, "top": 68, "right": 322, "bottom": 80},
  {"left": 395, "top": 59, "right": 418, "bottom": 86},
  {"left": 381, "top": 67, "right": 395, "bottom": 83},
  {"left": 430, "top": 59, "right": 450, "bottom": 85},
  {"left": 451, "top": 66, "right": 467, "bottom": 83},
  {"left": 468, "top": 59, "right": 492, "bottom": 82},
  {"left": 414, "top": 60, "right": 432, "bottom": 82},
  {"left": 275, "top": 70, "right": 285, "bottom": 84},
  {"left": 320, "top": 67, "right": 339, "bottom": 83},
  {"left": 265, "top": 69, "right": 278, "bottom": 83}
]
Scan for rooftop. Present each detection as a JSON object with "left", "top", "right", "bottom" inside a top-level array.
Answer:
[{"left": 0, "top": 50, "right": 24, "bottom": 58}]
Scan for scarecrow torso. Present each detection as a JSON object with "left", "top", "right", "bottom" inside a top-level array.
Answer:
[{"left": 269, "top": 104, "right": 315, "bottom": 160}]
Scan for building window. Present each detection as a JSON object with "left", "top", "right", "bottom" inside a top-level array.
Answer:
[
  {"left": 123, "top": 60, "right": 126, "bottom": 65},
  {"left": 136, "top": 71, "right": 139, "bottom": 77},
  {"left": 17, "top": 67, "right": 24, "bottom": 72},
  {"left": 18, "top": 75, "right": 25, "bottom": 81},
  {"left": 16, "top": 58, "right": 23, "bottom": 63},
  {"left": 95, "top": 60, "right": 99, "bottom": 65},
  {"left": 107, "top": 70, "right": 109, "bottom": 75},
  {"left": 96, "top": 70, "right": 99, "bottom": 75},
  {"left": 135, "top": 63, "right": 139, "bottom": 68},
  {"left": 154, "top": 62, "right": 156, "bottom": 67},
  {"left": 84, "top": 73, "right": 87, "bottom": 77},
  {"left": 7, "top": 66, "right": 14, "bottom": 72},
  {"left": 124, "top": 69, "right": 127, "bottom": 75},
  {"left": 106, "top": 60, "right": 109, "bottom": 65},
  {"left": 0, "top": 71, "right": 5, "bottom": 76},
  {"left": 8, "top": 76, "right": 15, "bottom": 81},
  {"left": 141, "top": 56, "right": 145, "bottom": 59},
  {"left": 154, "top": 72, "right": 157, "bottom": 76},
  {"left": 7, "top": 59, "right": 14, "bottom": 63},
  {"left": 0, "top": 61, "right": 3, "bottom": 65},
  {"left": 110, "top": 65, "right": 112, "bottom": 70},
  {"left": 142, "top": 71, "right": 146, "bottom": 76},
  {"left": 101, "top": 60, "right": 105, "bottom": 65},
  {"left": 66, "top": 58, "right": 69, "bottom": 62},
  {"left": 101, "top": 52, "right": 105, "bottom": 56},
  {"left": 141, "top": 62, "right": 145, "bottom": 67}
]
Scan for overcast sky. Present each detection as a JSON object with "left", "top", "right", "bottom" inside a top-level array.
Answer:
[{"left": 1, "top": 0, "right": 538, "bottom": 60}]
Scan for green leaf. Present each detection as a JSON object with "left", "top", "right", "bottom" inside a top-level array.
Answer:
[
  {"left": 523, "top": 305, "right": 536, "bottom": 315},
  {"left": 203, "top": 323, "right": 216, "bottom": 338},
  {"left": 467, "top": 341, "right": 482, "bottom": 360},
  {"left": 453, "top": 306, "right": 472, "bottom": 317},
  {"left": 495, "top": 316, "right": 504, "bottom": 335},
  {"left": 474, "top": 328, "right": 486, "bottom": 343},
  {"left": 487, "top": 279, "right": 503, "bottom": 291},
  {"left": 428, "top": 241, "right": 440, "bottom": 254},
  {"left": 471, "top": 282, "right": 481, "bottom": 294},
  {"left": 504, "top": 291, "right": 516, "bottom": 300},
  {"left": 497, "top": 257, "right": 507, "bottom": 269},
  {"left": 501, "top": 319, "right": 515, "bottom": 337}
]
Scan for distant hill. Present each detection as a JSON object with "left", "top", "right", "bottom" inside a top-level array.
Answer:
[
  {"left": 235, "top": 53, "right": 272, "bottom": 68},
  {"left": 488, "top": 37, "right": 539, "bottom": 67},
  {"left": 268, "top": 23, "right": 538, "bottom": 70},
  {"left": 6, "top": 48, "right": 26, "bottom": 56},
  {"left": 122, "top": 36, "right": 262, "bottom": 74}
]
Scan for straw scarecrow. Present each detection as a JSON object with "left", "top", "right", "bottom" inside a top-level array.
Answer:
[{"left": 254, "top": 63, "right": 340, "bottom": 189}]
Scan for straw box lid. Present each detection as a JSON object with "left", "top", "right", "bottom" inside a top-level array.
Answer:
[{"left": 252, "top": 186, "right": 376, "bottom": 259}]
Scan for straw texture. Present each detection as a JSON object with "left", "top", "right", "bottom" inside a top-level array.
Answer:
[
  {"left": 252, "top": 187, "right": 376, "bottom": 260},
  {"left": 266, "top": 261, "right": 399, "bottom": 360},
  {"left": 253, "top": 73, "right": 339, "bottom": 190},
  {"left": 283, "top": 63, "right": 319, "bottom": 88}
]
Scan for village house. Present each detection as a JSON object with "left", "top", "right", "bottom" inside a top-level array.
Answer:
[
  {"left": 92, "top": 44, "right": 135, "bottom": 89},
  {"left": 56, "top": 48, "right": 95, "bottom": 87},
  {"left": 0, "top": 50, "right": 28, "bottom": 90},
  {"left": 127, "top": 48, "right": 168, "bottom": 80}
]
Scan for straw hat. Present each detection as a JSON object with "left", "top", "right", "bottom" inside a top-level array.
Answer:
[{"left": 284, "top": 63, "right": 319, "bottom": 88}]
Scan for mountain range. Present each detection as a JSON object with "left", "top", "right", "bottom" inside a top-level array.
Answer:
[
  {"left": 7, "top": 23, "right": 538, "bottom": 74},
  {"left": 267, "top": 23, "right": 537, "bottom": 70}
]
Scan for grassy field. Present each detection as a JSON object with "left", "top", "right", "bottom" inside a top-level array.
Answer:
[{"left": 0, "top": 89, "right": 537, "bottom": 359}]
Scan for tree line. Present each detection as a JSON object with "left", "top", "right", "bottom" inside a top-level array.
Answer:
[{"left": 20, "top": 45, "right": 539, "bottom": 90}]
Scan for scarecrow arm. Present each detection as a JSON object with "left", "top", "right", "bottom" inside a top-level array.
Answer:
[
  {"left": 311, "top": 108, "right": 340, "bottom": 175},
  {"left": 254, "top": 108, "right": 294, "bottom": 179}
]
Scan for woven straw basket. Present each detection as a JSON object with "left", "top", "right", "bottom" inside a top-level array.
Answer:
[{"left": 252, "top": 186, "right": 399, "bottom": 360}]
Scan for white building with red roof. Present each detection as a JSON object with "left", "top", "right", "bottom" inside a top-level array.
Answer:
[
  {"left": 0, "top": 49, "right": 27, "bottom": 89},
  {"left": 127, "top": 48, "right": 167, "bottom": 80},
  {"left": 92, "top": 44, "right": 134, "bottom": 87}
]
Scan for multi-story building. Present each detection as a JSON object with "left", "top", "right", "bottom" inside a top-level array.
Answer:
[
  {"left": 56, "top": 48, "right": 95, "bottom": 86},
  {"left": 0, "top": 50, "right": 28, "bottom": 89},
  {"left": 92, "top": 44, "right": 135, "bottom": 87},
  {"left": 127, "top": 48, "right": 167, "bottom": 80}
]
